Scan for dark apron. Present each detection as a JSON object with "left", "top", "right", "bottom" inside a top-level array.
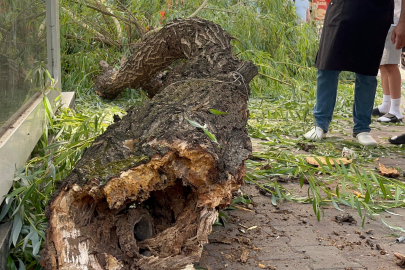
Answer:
[{"left": 315, "top": 0, "right": 394, "bottom": 76}]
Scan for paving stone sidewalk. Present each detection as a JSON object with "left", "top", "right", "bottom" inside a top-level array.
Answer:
[
  {"left": 199, "top": 116, "right": 405, "bottom": 270},
  {"left": 199, "top": 183, "right": 405, "bottom": 270}
]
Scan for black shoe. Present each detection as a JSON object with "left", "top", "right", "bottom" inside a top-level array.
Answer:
[
  {"left": 377, "top": 113, "right": 403, "bottom": 123},
  {"left": 372, "top": 107, "right": 386, "bottom": 117},
  {"left": 389, "top": 134, "right": 405, "bottom": 145}
]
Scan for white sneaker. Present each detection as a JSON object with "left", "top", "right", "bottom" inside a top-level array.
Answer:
[
  {"left": 303, "top": 127, "right": 326, "bottom": 141},
  {"left": 354, "top": 132, "right": 377, "bottom": 147}
]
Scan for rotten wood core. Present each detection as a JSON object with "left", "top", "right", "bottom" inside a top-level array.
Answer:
[{"left": 41, "top": 18, "right": 257, "bottom": 270}]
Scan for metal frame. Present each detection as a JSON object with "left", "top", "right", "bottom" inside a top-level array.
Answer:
[
  {"left": 0, "top": 0, "right": 62, "bottom": 205},
  {"left": 46, "top": 0, "right": 62, "bottom": 102}
]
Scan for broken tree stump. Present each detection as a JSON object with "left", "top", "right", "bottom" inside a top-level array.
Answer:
[{"left": 41, "top": 18, "right": 257, "bottom": 270}]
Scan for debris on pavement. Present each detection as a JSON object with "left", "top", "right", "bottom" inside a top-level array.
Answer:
[
  {"left": 396, "top": 236, "right": 405, "bottom": 243},
  {"left": 200, "top": 182, "right": 405, "bottom": 269},
  {"left": 239, "top": 247, "right": 249, "bottom": 263},
  {"left": 333, "top": 213, "right": 357, "bottom": 225},
  {"left": 208, "top": 236, "right": 233, "bottom": 245},
  {"left": 394, "top": 252, "right": 405, "bottom": 268},
  {"left": 306, "top": 156, "right": 352, "bottom": 167},
  {"left": 342, "top": 147, "right": 356, "bottom": 159},
  {"left": 297, "top": 142, "right": 316, "bottom": 151},
  {"left": 379, "top": 163, "right": 400, "bottom": 178}
]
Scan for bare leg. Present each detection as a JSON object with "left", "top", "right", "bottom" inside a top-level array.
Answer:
[
  {"left": 378, "top": 64, "right": 403, "bottom": 121},
  {"left": 380, "top": 65, "right": 391, "bottom": 95},
  {"left": 377, "top": 65, "right": 391, "bottom": 113},
  {"left": 384, "top": 64, "right": 401, "bottom": 99}
]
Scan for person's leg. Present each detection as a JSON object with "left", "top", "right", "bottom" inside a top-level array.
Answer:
[
  {"left": 353, "top": 73, "right": 377, "bottom": 134},
  {"left": 378, "top": 64, "right": 403, "bottom": 121},
  {"left": 386, "top": 64, "right": 402, "bottom": 99},
  {"left": 313, "top": 69, "right": 340, "bottom": 132},
  {"left": 377, "top": 65, "right": 391, "bottom": 114},
  {"left": 402, "top": 47, "right": 405, "bottom": 68}
]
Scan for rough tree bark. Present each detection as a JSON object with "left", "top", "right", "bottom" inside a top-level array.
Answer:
[{"left": 41, "top": 18, "right": 257, "bottom": 270}]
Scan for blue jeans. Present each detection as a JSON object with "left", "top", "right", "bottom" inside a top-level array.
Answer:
[{"left": 314, "top": 69, "right": 377, "bottom": 134}]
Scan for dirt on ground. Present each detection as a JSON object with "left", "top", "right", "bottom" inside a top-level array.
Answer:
[{"left": 197, "top": 181, "right": 405, "bottom": 270}]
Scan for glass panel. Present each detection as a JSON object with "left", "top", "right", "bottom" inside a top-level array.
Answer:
[{"left": 0, "top": 0, "right": 47, "bottom": 132}]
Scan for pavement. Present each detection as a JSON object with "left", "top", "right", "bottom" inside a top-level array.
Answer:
[
  {"left": 199, "top": 183, "right": 405, "bottom": 270},
  {"left": 198, "top": 95, "right": 405, "bottom": 269}
]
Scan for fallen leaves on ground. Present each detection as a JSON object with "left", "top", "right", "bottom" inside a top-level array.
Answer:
[
  {"left": 306, "top": 156, "right": 352, "bottom": 167},
  {"left": 239, "top": 247, "right": 249, "bottom": 263},
  {"left": 379, "top": 163, "right": 400, "bottom": 178}
]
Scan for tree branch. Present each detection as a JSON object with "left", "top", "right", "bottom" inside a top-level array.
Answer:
[
  {"left": 188, "top": 0, "right": 210, "bottom": 18},
  {"left": 62, "top": 6, "right": 119, "bottom": 47},
  {"left": 67, "top": 0, "right": 145, "bottom": 37}
]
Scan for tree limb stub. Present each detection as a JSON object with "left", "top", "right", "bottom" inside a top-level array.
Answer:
[
  {"left": 94, "top": 18, "right": 242, "bottom": 99},
  {"left": 42, "top": 18, "right": 257, "bottom": 270}
]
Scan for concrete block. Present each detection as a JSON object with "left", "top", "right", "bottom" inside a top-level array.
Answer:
[
  {"left": 61, "top": 91, "right": 76, "bottom": 110},
  {"left": 0, "top": 222, "right": 12, "bottom": 270}
]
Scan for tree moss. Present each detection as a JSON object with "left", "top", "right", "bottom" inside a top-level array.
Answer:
[{"left": 84, "top": 155, "right": 150, "bottom": 185}]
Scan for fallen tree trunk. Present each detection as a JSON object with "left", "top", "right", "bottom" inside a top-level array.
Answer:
[{"left": 41, "top": 18, "right": 257, "bottom": 270}]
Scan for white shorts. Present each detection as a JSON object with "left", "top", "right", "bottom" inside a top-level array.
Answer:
[{"left": 380, "top": 25, "right": 401, "bottom": 65}]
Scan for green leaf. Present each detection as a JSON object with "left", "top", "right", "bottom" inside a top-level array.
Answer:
[
  {"left": 23, "top": 231, "right": 33, "bottom": 251},
  {"left": 362, "top": 170, "right": 372, "bottom": 191},
  {"left": 94, "top": 115, "right": 99, "bottom": 133},
  {"left": 54, "top": 150, "right": 72, "bottom": 166},
  {"left": 331, "top": 197, "right": 343, "bottom": 211},
  {"left": 364, "top": 190, "right": 370, "bottom": 204},
  {"left": 349, "top": 194, "right": 355, "bottom": 208},
  {"left": 313, "top": 156, "right": 323, "bottom": 168},
  {"left": 274, "top": 181, "right": 282, "bottom": 198},
  {"left": 186, "top": 118, "right": 204, "bottom": 129},
  {"left": 21, "top": 184, "right": 37, "bottom": 206},
  {"left": 7, "top": 255, "right": 17, "bottom": 270},
  {"left": 0, "top": 198, "right": 13, "bottom": 221},
  {"left": 17, "top": 258, "right": 26, "bottom": 270},
  {"left": 324, "top": 157, "right": 333, "bottom": 170},
  {"left": 11, "top": 214, "right": 23, "bottom": 246},
  {"left": 376, "top": 177, "right": 388, "bottom": 199},
  {"left": 395, "top": 186, "right": 401, "bottom": 207},
  {"left": 271, "top": 194, "right": 277, "bottom": 206},
  {"left": 32, "top": 241, "right": 41, "bottom": 256},
  {"left": 186, "top": 118, "right": 218, "bottom": 144},
  {"left": 202, "top": 129, "right": 218, "bottom": 144},
  {"left": 7, "top": 187, "right": 27, "bottom": 198},
  {"left": 312, "top": 200, "right": 317, "bottom": 217},
  {"left": 209, "top": 109, "right": 228, "bottom": 115},
  {"left": 355, "top": 198, "right": 362, "bottom": 218},
  {"left": 46, "top": 141, "right": 68, "bottom": 149},
  {"left": 30, "top": 226, "right": 40, "bottom": 251}
]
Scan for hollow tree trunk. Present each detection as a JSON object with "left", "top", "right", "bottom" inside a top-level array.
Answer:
[{"left": 41, "top": 18, "right": 257, "bottom": 270}]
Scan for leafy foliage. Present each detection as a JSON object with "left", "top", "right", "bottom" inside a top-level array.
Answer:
[{"left": 247, "top": 97, "right": 405, "bottom": 229}]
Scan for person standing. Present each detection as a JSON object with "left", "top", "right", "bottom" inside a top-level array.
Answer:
[
  {"left": 373, "top": 0, "right": 403, "bottom": 123},
  {"left": 304, "top": 0, "right": 396, "bottom": 147},
  {"left": 291, "top": 0, "right": 311, "bottom": 23}
]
